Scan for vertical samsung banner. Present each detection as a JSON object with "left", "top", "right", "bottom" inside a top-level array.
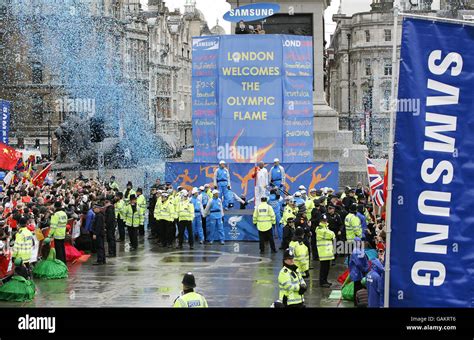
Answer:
[
  {"left": 390, "top": 18, "right": 474, "bottom": 307},
  {"left": 218, "top": 35, "right": 283, "bottom": 163},
  {"left": 0, "top": 100, "right": 11, "bottom": 145},
  {"left": 282, "top": 35, "right": 314, "bottom": 162},
  {"left": 192, "top": 37, "right": 220, "bottom": 162}
]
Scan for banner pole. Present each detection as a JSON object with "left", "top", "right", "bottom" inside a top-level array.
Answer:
[{"left": 383, "top": 6, "right": 399, "bottom": 308}]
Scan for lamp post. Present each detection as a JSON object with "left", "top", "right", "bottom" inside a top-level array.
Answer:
[
  {"left": 46, "top": 112, "right": 52, "bottom": 160},
  {"left": 367, "top": 76, "right": 374, "bottom": 157}
]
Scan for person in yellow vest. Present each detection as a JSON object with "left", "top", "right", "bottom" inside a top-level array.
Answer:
[
  {"left": 114, "top": 192, "right": 126, "bottom": 242},
  {"left": 153, "top": 191, "right": 164, "bottom": 245},
  {"left": 109, "top": 176, "right": 120, "bottom": 191},
  {"left": 316, "top": 214, "right": 336, "bottom": 288},
  {"left": 278, "top": 248, "right": 306, "bottom": 308},
  {"left": 49, "top": 201, "right": 68, "bottom": 264},
  {"left": 281, "top": 197, "right": 298, "bottom": 227},
  {"left": 289, "top": 227, "right": 310, "bottom": 278},
  {"left": 204, "top": 184, "right": 212, "bottom": 200},
  {"left": 173, "top": 272, "right": 208, "bottom": 308},
  {"left": 13, "top": 217, "right": 34, "bottom": 267},
  {"left": 136, "top": 188, "right": 147, "bottom": 237},
  {"left": 123, "top": 181, "right": 136, "bottom": 205},
  {"left": 253, "top": 196, "right": 277, "bottom": 254},
  {"left": 345, "top": 203, "right": 362, "bottom": 242},
  {"left": 177, "top": 190, "right": 194, "bottom": 250},
  {"left": 301, "top": 190, "right": 314, "bottom": 221},
  {"left": 159, "top": 192, "right": 176, "bottom": 248},
  {"left": 123, "top": 194, "right": 140, "bottom": 251}
]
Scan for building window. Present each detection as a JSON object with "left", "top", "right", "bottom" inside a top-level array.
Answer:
[
  {"left": 32, "top": 95, "right": 44, "bottom": 121},
  {"left": 383, "top": 89, "right": 391, "bottom": 111},
  {"left": 32, "top": 62, "right": 43, "bottom": 84},
  {"left": 365, "top": 58, "right": 372, "bottom": 76},
  {"left": 385, "top": 29, "right": 392, "bottom": 42},
  {"left": 365, "top": 30, "right": 370, "bottom": 42},
  {"left": 384, "top": 58, "right": 392, "bottom": 76}
]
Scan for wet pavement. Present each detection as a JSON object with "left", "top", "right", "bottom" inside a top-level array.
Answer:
[{"left": 0, "top": 238, "right": 353, "bottom": 308}]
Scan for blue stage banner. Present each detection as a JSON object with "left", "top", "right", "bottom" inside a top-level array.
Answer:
[
  {"left": 166, "top": 162, "right": 338, "bottom": 206},
  {"left": 192, "top": 37, "right": 220, "bottom": 162},
  {"left": 0, "top": 100, "right": 11, "bottom": 145},
  {"left": 282, "top": 35, "right": 314, "bottom": 162},
  {"left": 218, "top": 35, "right": 283, "bottom": 163},
  {"left": 390, "top": 18, "right": 474, "bottom": 307}
]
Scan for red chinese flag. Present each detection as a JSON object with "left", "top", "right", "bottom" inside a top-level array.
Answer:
[
  {"left": 0, "top": 143, "right": 22, "bottom": 171},
  {"left": 32, "top": 162, "right": 52, "bottom": 187}
]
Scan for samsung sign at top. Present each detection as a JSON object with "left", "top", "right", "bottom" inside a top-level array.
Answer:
[{"left": 223, "top": 3, "right": 281, "bottom": 22}]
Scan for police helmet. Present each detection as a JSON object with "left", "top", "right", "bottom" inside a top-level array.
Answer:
[
  {"left": 349, "top": 203, "right": 358, "bottom": 213},
  {"left": 283, "top": 248, "right": 295, "bottom": 260},
  {"left": 182, "top": 272, "right": 196, "bottom": 288},
  {"left": 295, "top": 226, "right": 305, "bottom": 238}
]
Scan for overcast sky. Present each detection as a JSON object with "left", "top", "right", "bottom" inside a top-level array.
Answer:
[{"left": 140, "top": 0, "right": 441, "bottom": 43}]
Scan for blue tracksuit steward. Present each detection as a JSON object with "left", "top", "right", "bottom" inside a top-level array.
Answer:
[
  {"left": 366, "top": 259, "right": 384, "bottom": 308},
  {"left": 200, "top": 193, "right": 210, "bottom": 234},
  {"left": 191, "top": 196, "right": 204, "bottom": 241},
  {"left": 214, "top": 168, "right": 231, "bottom": 208},
  {"left": 269, "top": 165, "right": 285, "bottom": 189},
  {"left": 356, "top": 212, "right": 368, "bottom": 239},
  {"left": 349, "top": 248, "right": 369, "bottom": 282},
  {"left": 268, "top": 194, "right": 283, "bottom": 240},
  {"left": 294, "top": 197, "right": 305, "bottom": 207},
  {"left": 205, "top": 198, "right": 224, "bottom": 242}
]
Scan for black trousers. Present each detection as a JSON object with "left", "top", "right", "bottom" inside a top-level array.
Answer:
[
  {"left": 201, "top": 217, "right": 207, "bottom": 242},
  {"left": 54, "top": 239, "right": 66, "bottom": 265},
  {"left": 319, "top": 260, "right": 330, "bottom": 284},
  {"left": 354, "top": 280, "right": 363, "bottom": 306},
  {"left": 139, "top": 225, "right": 145, "bottom": 236},
  {"left": 128, "top": 227, "right": 138, "bottom": 249},
  {"left": 157, "top": 219, "right": 166, "bottom": 245},
  {"left": 258, "top": 229, "right": 276, "bottom": 252},
  {"left": 310, "top": 227, "right": 318, "bottom": 260},
  {"left": 95, "top": 235, "right": 106, "bottom": 264},
  {"left": 89, "top": 232, "right": 96, "bottom": 253},
  {"left": 286, "top": 303, "right": 305, "bottom": 308},
  {"left": 165, "top": 221, "right": 176, "bottom": 247},
  {"left": 117, "top": 218, "right": 126, "bottom": 241},
  {"left": 149, "top": 217, "right": 158, "bottom": 237},
  {"left": 178, "top": 221, "right": 193, "bottom": 247},
  {"left": 106, "top": 227, "right": 116, "bottom": 256}
]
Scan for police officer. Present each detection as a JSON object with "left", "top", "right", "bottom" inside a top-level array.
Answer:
[
  {"left": 177, "top": 190, "right": 194, "bottom": 249},
  {"left": 114, "top": 192, "right": 126, "bottom": 242},
  {"left": 345, "top": 203, "right": 362, "bottom": 243},
  {"left": 173, "top": 272, "right": 208, "bottom": 308},
  {"left": 109, "top": 176, "right": 119, "bottom": 191},
  {"left": 49, "top": 201, "right": 68, "bottom": 264},
  {"left": 278, "top": 248, "right": 307, "bottom": 308},
  {"left": 123, "top": 194, "right": 140, "bottom": 251},
  {"left": 253, "top": 196, "right": 277, "bottom": 254},
  {"left": 281, "top": 217, "right": 296, "bottom": 251},
  {"left": 289, "top": 227, "right": 310, "bottom": 278},
  {"left": 199, "top": 186, "right": 209, "bottom": 242},
  {"left": 158, "top": 192, "right": 176, "bottom": 248},
  {"left": 191, "top": 188, "right": 204, "bottom": 244},
  {"left": 13, "top": 217, "right": 34, "bottom": 267},
  {"left": 136, "top": 188, "right": 147, "bottom": 237},
  {"left": 316, "top": 214, "right": 336, "bottom": 287},
  {"left": 123, "top": 181, "right": 136, "bottom": 205}
]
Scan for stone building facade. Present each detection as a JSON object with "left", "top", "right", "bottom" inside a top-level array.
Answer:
[
  {"left": 0, "top": 0, "right": 213, "bottom": 156},
  {"left": 327, "top": 0, "right": 437, "bottom": 157}
]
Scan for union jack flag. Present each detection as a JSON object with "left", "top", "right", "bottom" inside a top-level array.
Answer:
[{"left": 366, "top": 157, "right": 385, "bottom": 207}]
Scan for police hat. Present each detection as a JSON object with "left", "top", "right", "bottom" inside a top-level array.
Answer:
[
  {"left": 129, "top": 194, "right": 137, "bottom": 201},
  {"left": 283, "top": 248, "right": 295, "bottom": 260},
  {"left": 286, "top": 217, "right": 295, "bottom": 224},
  {"left": 349, "top": 203, "right": 358, "bottom": 213},
  {"left": 295, "top": 226, "right": 304, "bottom": 238},
  {"left": 54, "top": 201, "right": 62, "bottom": 209},
  {"left": 182, "top": 272, "right": 196, "bottom": 288},
  {"left": 261, "top": 196, "right": 268, "bottom": 202},
  {"left": 18, "top": 216, "right": 28, "bottom": 226},
  {"left": 321, "top": 214, "right": 328, "bottom": 221}
]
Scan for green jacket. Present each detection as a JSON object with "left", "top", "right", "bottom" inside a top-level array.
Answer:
[
  {"left": 173, "top": 291, "right": 208, "bottom": 308},
  {"left": 253, "top": 202, "right": 276, "bottom": 232},
  {"left": 316, "top": 222, "right": 336, "bottom": 261},
  {"left": 289, "top": 240, "right": 309, "bottom": 272},
  {"left": 123, "top": 204, "right": 141, "bottom": 228},
  {"left": 13, "top": 227, "right": 34, "bottom": 262},
  {"left": 278, "top": 266, "right": 305, "bottom": 306},
  {"left": 344, "top": 213, "right": 362, "bottom": 241},
  {"left": 49, "top": 210, "right": 68, "bottom": 240}
]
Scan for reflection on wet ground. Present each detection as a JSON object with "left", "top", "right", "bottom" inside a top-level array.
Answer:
[{"left": 0, "top": 239, "right": 353, "bottom": 308}]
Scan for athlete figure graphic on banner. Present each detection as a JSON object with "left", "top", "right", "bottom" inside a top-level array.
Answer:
[
  {"left": 283, "top": 167, "right": 312, "bottom": 194},
  {"left": 308, "top": 165, "right": 332, "bottom": 189},
  {"left": 174, "top": 169, "right": 198, "bottom": 192}
]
